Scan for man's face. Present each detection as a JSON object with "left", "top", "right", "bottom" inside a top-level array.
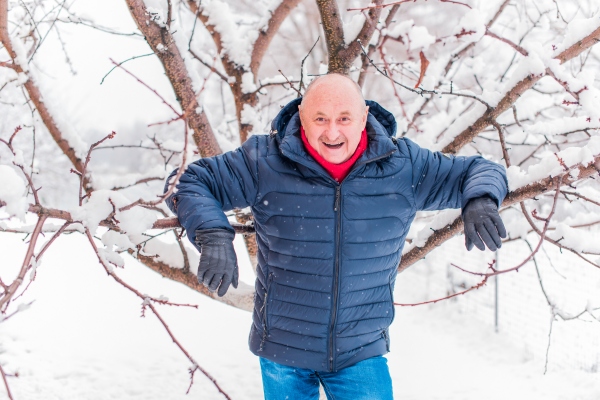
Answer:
[{"left": 299, "top": 76, "right": 369, "bottom": 164}]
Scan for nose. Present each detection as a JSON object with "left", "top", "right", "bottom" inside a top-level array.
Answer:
[{"left": 324, "top": 121, "right": 342, "bottom": 141}]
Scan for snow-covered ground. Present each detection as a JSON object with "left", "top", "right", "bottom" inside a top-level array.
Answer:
[{"left": 1, "top": 232, "right": 599, "bottom": 400}]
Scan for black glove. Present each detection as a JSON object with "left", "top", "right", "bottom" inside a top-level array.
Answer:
[
  {"left": 194, "top": 229, "right": 239, "bottom": 297},
  {"left": 462, "top": 196, "right": 507, "bottom": 251}
]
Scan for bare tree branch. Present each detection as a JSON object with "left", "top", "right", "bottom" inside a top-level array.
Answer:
[
  {"left": 125, "top": 0, "right": 221, "bottom": 157},
  {"left": 0, "top": 364, "right": 13, "bottom": 400},
  {"left": 316, "top": 0, "right": 384, "bottom": 75},
  {"left": 250, "top": 0, "right": 303, "bottom": 76},
  {"left": 0, "top": 214, "right": 47, "bottom": 311}
]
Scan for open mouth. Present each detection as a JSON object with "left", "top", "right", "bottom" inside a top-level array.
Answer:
[{"left": 323, "top": 143, "right": 344, "bottom": 149}]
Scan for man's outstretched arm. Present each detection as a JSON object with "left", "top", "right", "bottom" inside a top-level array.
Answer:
[
  {"left": 402, "top": 137, "right": 508, "bottom": 251},
  {"left": 164, "top": 137, "right": 260, "bottom": 295}
]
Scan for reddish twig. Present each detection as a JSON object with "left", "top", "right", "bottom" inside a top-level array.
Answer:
[
  {"left": 0, "top": 214, "right": 47, "bottom": 312},
  {"left": 13, "top": 221, "right": 73, "bottom": 302},
  {"left": 77, "top": 131, "right": 116, "bottom": 206},
  {"left": 109, "top": 58, "right": 180, "bottom": 115},
  {"left": 561, "top": 190, "right": 600, "bottom": 207},
  {"left": 492, "top": 120, "right": 511, "bottom": 167},
  {"left": 395, "top": 275, "right": 488, "bottom": 306},
  {"left": 0, "top": 2, "right": 90, "bottom": 190},
  {"left": 84, "top": 228, "right": 229, "bottom": 398},
  {"left": 0, "top": 363, "right": 14, "bottom": 400},
  {"left": 348, "top": 0, "right": 471, "bottom": 12},
  {"left": 485, "top": 29, "right": 528, "bottom": 56},
  {"left": 118, "top": 122, "right": 189, "bottom": 213}
]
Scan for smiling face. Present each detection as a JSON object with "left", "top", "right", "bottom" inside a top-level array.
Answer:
[{"left": 299, "top": 74, "right": 369, "bottom": 164}]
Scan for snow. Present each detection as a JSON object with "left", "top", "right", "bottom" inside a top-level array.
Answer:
[
  {"left": 0, "top": 165, "right": 28, "bottom": 221},
  {"left": 1, "top": 233, "right": 598, "bottom": 399},
  {"left": 68, "top": 190, "right": 156, "bottom": 240},
  {"left": 506, "top": 136, "right": 600, "bottom": 191},
  {"left": 453, "top": 9, "right": 486, "bottom": 44},
  {"left": 240, "top": 104, "right": 263, "bottom": 136},
  {"left": 201, "top": 0, "right": 259, "bottom": 67},
  {"left": 241, "top": 72, "right": 258, "bottom": 94},
  {"left": 554, "top": 16, "right": 600, "bottom": 55},
  {"left": 550, "top": 223, "right": 598, "bottom": 253},
  {"left": 526, "top": 117, "right": 599, "bottom": 136},
  {"left": 382, "top": 20, "right": 436, "bottom": 51},
  {"left": 2, "top": 0, "right": 600, "bottom": 398},
  {"left": 343, "top": 13, "right": 366, "bottom": 45},
  {"left": 408, "top": 26, "right": 436, "bottom": 51},
  {"left": 145, "top": 6, "right": 168, "bottom": 29}
]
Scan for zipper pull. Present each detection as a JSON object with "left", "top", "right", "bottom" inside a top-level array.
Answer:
[{"left": 334, "top": 186, "right": 341, "bottom": 211}]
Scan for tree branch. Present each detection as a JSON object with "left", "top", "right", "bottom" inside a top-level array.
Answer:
[
  {"left": 338, "top": 0, "right": 384, "bottom": 73},
  {"left": 442, "top": 26, "right": 600, "bottom": 154},
  {"left": 0, "top": 0, "right": 90, "bottom": 190},
  {"left": 0, "top": 364, "right": 13, "bottom": 400},
  {"left": 187, "top": 0, "right": 300, "bottom": 143},
  {"left": 316, "top": 0, "right": 385, "bottom": 75},
  {"left": 0, "top": 214, "right": 47, "bottom": 311},
  {"left": 399, "top": 153, "right": 600, "bottom": 271},
  {"left": 250, "top": 0, "right": 303, "bottom": 76},
  {"left": 125, "top": 0, "right": 221, "bottom": 157}
]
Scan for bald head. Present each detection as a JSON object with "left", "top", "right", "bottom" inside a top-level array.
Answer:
[
  {"left": 301, "top": 74, "right": 366, "bottom": 109},
  {"left": 298, "top": 73, "right": 369, "bottom": 164}
]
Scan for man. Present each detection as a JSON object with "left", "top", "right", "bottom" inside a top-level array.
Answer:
[{"left": 166, "top": 74, "right": 507, "bottom": 399}]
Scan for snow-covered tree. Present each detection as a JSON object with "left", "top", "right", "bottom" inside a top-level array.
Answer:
[{"left": 1, "top": 0, "right": 600, "bottom": 396}]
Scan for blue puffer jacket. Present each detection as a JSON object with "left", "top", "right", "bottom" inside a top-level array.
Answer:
[{"left": 167, "top": 98, "right": 507, "bottom": 372}]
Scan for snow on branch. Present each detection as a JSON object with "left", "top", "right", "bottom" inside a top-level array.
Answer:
[
  {"left": 0, "top": 0, "right": 90, "bottom": 190},
  {"left": 187, "top": 0, "right": 302, "bottom": 142},
  {"left": 316, "top": 0, "right": 384, "bottom": 75},
  {"left": 400, "top": 148, "right": 600, "bottom": 271},
  {"left": 441, "top": 26, "right": 600, "bottom": 154},
  {"left": 125, "top": 0, "right": 222, "bottom": 157}
]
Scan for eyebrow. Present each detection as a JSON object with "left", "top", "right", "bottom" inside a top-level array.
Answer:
[{"left": 314, "top": 111, "right": 352, "bottom": 116}]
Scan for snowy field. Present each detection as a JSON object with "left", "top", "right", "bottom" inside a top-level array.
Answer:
[{"left": 1, "top": 231, "right": 599, "bottom": 400}]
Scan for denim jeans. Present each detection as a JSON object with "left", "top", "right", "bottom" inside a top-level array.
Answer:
[{"left": 260, "top": 356, "right": 393, "bottom": 400}]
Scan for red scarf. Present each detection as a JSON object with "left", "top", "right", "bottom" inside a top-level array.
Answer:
[{"left": 300, "top": 126, "right": 368, "bottom": 182}]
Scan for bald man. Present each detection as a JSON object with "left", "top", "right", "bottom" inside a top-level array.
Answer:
[{"left": 167, "top": 74, "right": 507, "bottom": 399}]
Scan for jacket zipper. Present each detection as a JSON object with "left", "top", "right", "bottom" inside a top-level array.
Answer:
[
  {"left": 329, "top": 185, "right": 342, "bottom": 371},
  {"left": 279, "top": 139, "right": 398, "bottom": 370},
  {"left": 382, "top": 329, "right": 390, "bottom": 352}
]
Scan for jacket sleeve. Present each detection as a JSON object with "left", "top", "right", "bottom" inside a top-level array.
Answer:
[
  {"left": 402, "top": 137, "right": 508, "bottom": 211},
  {"left": 164, "top": 136, "right": 261, "bottom": 247}
]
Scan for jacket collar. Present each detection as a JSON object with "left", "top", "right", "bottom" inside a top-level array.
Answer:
[{"left": 273, "top": 98, "right": 398, "bottom": 180}]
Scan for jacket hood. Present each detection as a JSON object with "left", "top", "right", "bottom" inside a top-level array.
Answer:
[{"left": 270, "top": 97, "right": 398, "bottom": 140}]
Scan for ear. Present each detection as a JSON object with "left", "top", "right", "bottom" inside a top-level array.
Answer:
[
  {"left": 298, "top": 105, "right": 306, "bottom": 125},
  {"left": 362, "top": 106, "right": 369, "bottom": 125}
]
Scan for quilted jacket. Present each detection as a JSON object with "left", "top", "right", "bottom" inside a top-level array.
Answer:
[{"left": 167, "top": 98, "right": 508, "bottom": 372}]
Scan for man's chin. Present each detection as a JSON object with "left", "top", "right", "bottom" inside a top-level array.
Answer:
[{"left": 320, "top": 150, "right": 349, "bottom": 164}]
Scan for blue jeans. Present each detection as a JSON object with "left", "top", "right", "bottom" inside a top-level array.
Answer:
[{"left": 260, "top": 356, "right": 393, "bottom": 399}]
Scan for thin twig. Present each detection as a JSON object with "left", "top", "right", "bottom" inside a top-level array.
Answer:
[
  {"left": 298, "top": 36, "right": 320, "bottom": 94},
  {"left": 0, "top": 363, "right": 13, "bottom": 400},
  {"left": 348, "top": 0, "right": 471, "bottom": 12},
  {"left": 78, "top": 131, "right": 117, "bottom": 206},
  {"left": 100, "top": 53, "right": 154, "bottom": 84},
  {"left": 84, "top": 228, "right": 229, "bottom": 398},
  {"left": 395, "top": 275, "right": 488, "bottom": 306}
]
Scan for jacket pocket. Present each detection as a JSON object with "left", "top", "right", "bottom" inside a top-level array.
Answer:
[
  {"left": 263, "top": 272, "right": 275, "bottom": 334},
  {"left": 259, "top": 272, "right": 274, "bottom": 352}
]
